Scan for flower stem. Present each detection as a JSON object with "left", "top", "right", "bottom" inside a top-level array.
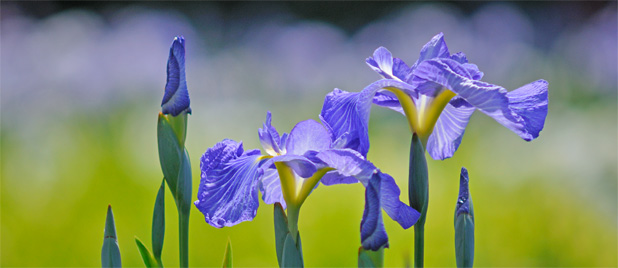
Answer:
[
  {"left": 409, "top": 134, "right": 429, "bottom": 268},
  {"left": 286, "top": 204, "right": 300, "bottom": 244},
  {"left": 179, "top": 211, "right": 189, "bottom": 267}
]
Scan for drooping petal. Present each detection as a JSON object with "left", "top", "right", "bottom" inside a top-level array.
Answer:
[
  {"left": 285, "top": 119, "right": 332, "bottom": 155},
  {"left": 366, "top": 47, "right": 411, "bottom": 81},
  {"left": 258, "top": 167, "right": 286, "bottom": 209},
  {"left": 258, "top": 111, "right": 284, "bottom": 156},
  {"left": 315, "top": 149, "right": 375, "bottom": 184},
  {"left": 360, "top": 173, "right": 389, "bottom": 250},
  {"left": 162, "top": 36, "right": 191, "bottom": 116},
  {"left": 414, "top": 59, "right": 548, "bottom": 141},
  {"left": 320, "top": 80, "right": 417, "bottom": 157},
  {"left": 194, "top": 139, "right": 263, "bottom": 228},
  {"left": 426, "top": 97, "right": 476, "bottom": 160},
  {"left": 377, "top": 172, "right": 420, "bottom": 229}
]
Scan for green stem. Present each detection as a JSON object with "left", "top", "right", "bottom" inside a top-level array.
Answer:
[
  {"left": 409, "top": 134, "right": 429, "bottom": 268},
  {"left": 414, "top": 224, "right": 425, "bottom": 268},
  {"left": 286, "top": 204, "right": 300, "bottom": 244},
  {"left": 179, "top": 211, "right": 189, "bottom": 267}
]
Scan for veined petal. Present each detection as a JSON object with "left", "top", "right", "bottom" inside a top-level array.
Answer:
[
  {"left": 258, "top": 167, "right": 286, "bottom": 209},
  {"left": 320, "top": 80, "right": 417, "bottom": 157},
  {"left": 410, "top": 32, "right": 450, "bottom": 73},
  {"left": 315, "top": 149, "right": 375, "bottom": 184},
  {"left": 414, "top": 59, "right": 547, "bottom": 141},
  {"left": 373, "top": 91, "right": 405, "bottom": 115},
  {"left": 505, "top": 80, "right": 549, "bottom": 140},
  {"left": 286, "top": 119, "right": 332, "bottom": 155},
  {"left": 258, "top": 111, "right": 284, "bottom": 156},
  {"left": 377, "top": 172, "right": 420, "bottom": 229},
  {"left": 194, "top": 139, "right": 263, "bottom": 228},
  {"left": 366, "top": 47, "right": 411, "bottom": 81},
  {"left": 360, "top": 173, "right": 389, "bottom": 250},
  {"left": 264, "top": 154, "right": 318, "bottom": 178},
  {"left": 426, "top": 97, "right": 476, "bottom": 160},
  {"left": 450, "top": 52, "right": 484, "bottom": 80},
  {"left": 162, "top": 36, "right": 191, "bottom": 116}
]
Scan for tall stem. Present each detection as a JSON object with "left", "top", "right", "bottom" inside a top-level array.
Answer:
[
  {"left": 179, "top": 211, "right": 190, "bottom": 267},
  {"left": 409, "top": 134, "right": 429, "bottom": 268},
  {"left": 286, "top": 204, "right": 300, "bottom": 244}
]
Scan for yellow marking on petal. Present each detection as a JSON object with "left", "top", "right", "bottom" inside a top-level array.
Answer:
[
  {"left": 296, "top": 167, "right": 335, "bottom": 207},
  {"left": 418, "top": 88, "right": 456, "bottom": 139},
  {"left": 256, "top": 155, "right": 273, "bottom": 161},
  {"left": 274, "top": 162, "right": 297, "bottom": 206},
  {"left": 384, "top": 87, "right": 420, "bottom": 134}
]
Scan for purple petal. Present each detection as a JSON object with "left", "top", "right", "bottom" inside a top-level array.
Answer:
[
  {"left": 455, "top": 167, "right": 471, "bottom": 217},
  {"left": 264, "top": 154, "right": 317, "bottom": 178},
  {"left": 194, "top": 139, "right": 263, "bottom": 228},
  {"left": 366, "top": 47, "right": 395, "bottom": 79},
  {"left": 320, "top": 80, "right": 417, "bottom": 157},
  {"left": 377, "top": 172, "right": 420, "bottom": 229},
  {"left": 258, "top": 111, "right": 284, "bottom": 156},
  {"left": 414, "top": 59, "right": 547, "bottom": 141},
  {"left": 373, "top": 91, "right": 404, "bottom": 115},
  {"left": 258, "top": 167, "right": 286, "bottom": 209},
  {"left": 426, "top": 97, "right": 476, "bottom": 160},
  {"left": 285, "top": 119, "right": 332, "bottom": 156},
  {"left": 360, "top": 173, "right": 389, "bottom": 250},
  {"left": 315, "top": 149, "right": 376, "bottom": 184},
  {"left": 162, "top": 36, "right": 191, "bottom": 116},
  {"left": 410, "top": 32, "right": 450, "bottom": 72}
]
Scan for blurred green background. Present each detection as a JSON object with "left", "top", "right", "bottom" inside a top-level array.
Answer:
[{"left": 1, "top": 1, "right": 616, "bottom": 267}]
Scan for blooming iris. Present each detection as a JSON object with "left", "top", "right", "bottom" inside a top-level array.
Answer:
[
  {"left": 320, "top": 33, "right": 548, "bottom": 160},
  {"left": 194, "top": 112, "right": 419, "bottom": 249},
  {"left": 162, "top": 36, "right": 191, "bottom": 116}
]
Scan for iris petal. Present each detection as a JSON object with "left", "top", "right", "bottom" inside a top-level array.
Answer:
[
  {"left": 258, "top": 111, "right": 284, "bottom": 156},
  {"left": 414, "top": 59, "right": 548, "bottom": 141},
  {"left": 410, "top": 32, "right": 450, "bottom": 72},
  {"left": 360, "top": 173, "right": 389, "bottom": 250},
  {"left": 285, "top": 119, "right": 332, "bottom": 156},
  {"left": 263, "top": 155, "right": 318, "bottom": 178},
  {"left": 194, "top": 139, "right": 263, "bottom": 228},
  {"left": 377, "top": 172, "right": 420, "bottom": 229},
  {"left": 366, "top": 47, "right": 395, "bottom": 79},
  {"left": 315, "top": 149, "right": 375, "bottom": 183},
  {"left": 320, "top": 80, "right": 417, "bottom": 157},
  {"left": 162, "top": 36, "right": 191, "bottom": 116},
  {"left": 426, "top": 97, "right": 476, "bottom": 160},
  {"left": 258, "top": 167, "right": 286, "bottom": 209},
  {"left": 455, "top": 167, "right": 472, "bottom": 217}
]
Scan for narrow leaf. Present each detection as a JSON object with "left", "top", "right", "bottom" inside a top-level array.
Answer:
[
  {"left": 175, "top": 149, "right": 192, "bottom": 215},
  {"left": 281, "top": 233, "right": 303, "bottom": 268},
  {"left": 152, "top": 178, "right": 166, "bottom": 262},
  {"left": 102, "top": 205, "right": 122, "bottom": 268},
  {"left": 157, "top": 114, "right": 182, "bottom": 197},
  {"left": 221, "top": 238, "right": 233, "bottom": 268},
  {"left": 273, "top": 203, "right": 289, "bottom": 267},
  {"left": 135, "top": 237, "right": 157, "bottom": 268}
]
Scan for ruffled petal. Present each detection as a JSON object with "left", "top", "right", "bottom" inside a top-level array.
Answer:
[
  {"left": 426, "top": 97, "right": 476, "bottom": 160},
  {"left": 258, "top": 167, "right": 286, "bottom": 209},
  {"left": 162, "top": 36, "right": 191, "bottom": 116},
  {"left": 315, "top": 149, "right": 376, "bottom": 184},
  {"left": 366, "top": 47, "right": 411, "bottom": 81},
  {"left": 320, "top": 80, "right": 417, "bottom": 157},
  {"left": 258, "top": 111, "right": 284, "bottom": 156},
  {"left": 263, "top": 154, "right": 318, "bottom": 178},
  {"left": 360, "top": 173, "right": 389, "bottom": 250},
  {"left": 377, "top": 172, "right": 420, "bottom": 229},
  {"left": 409, "top": 32, "right": 450, "bottom": 73},
  {"left": 285, "top": 119, "right": 332, "bottom": 155},
  {"left": 194, "top": 139, "right": 263, "bottom": 228},
  {"left": 414, "top": 59, "right": 548, "bottom": 141}
]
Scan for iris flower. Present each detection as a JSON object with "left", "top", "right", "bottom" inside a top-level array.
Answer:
[
  {"left": 320, "top": 33, "right": 548, "bottom": 160},
  {"left": 194, "top": 112, "right": 419, "bottom": 249}
]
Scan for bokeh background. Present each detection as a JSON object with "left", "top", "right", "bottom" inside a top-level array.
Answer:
[{"left": 1, "top": 1, "right": 616, "bottom": 267}]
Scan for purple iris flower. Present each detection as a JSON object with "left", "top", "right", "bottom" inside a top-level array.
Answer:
[
  {"left": 320, "top": 33, "right": 548, "bottom": 160},
  {"left": 161, "top": 36, "right": 191, "bottom": 116},
  {"left": 194, "top": 112, "right": 420, "bottom": 249}
]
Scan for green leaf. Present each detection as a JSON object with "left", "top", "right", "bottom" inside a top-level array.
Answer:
[
  {"left": 152, "top": 179, "right": 166, "bottom": 262},
  {"left": 281, "top": 233, "right": 303, "bottom": 268},
  {"left": 221, "top": 238, "right": 232, "bottom": 268},
  {"left": 455, "top": 213, "right": 474, "bottom": 268},
  {"left": 273, "top": 203, "right": 289, "bottom": 267},
  {"left": 358, "top": 247, "right": 383, "bottom": 268},
  {"left": 167, "top": 112, "right": 188, "bottom": 147},
  {"left": 408, "top": 134, "right": 428, "bottom": 226},
  {"left": 135, "top": 237, "right": 158, "bottom": 268},
  {"left": 175, "top": 149, "right": 192, "bottom": 215},
  {"left": 157, "top": 114, "right": 182, "bottom": 197},
  {"left": 102, "top": 205, "right": 122, "bottom": 268}
]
